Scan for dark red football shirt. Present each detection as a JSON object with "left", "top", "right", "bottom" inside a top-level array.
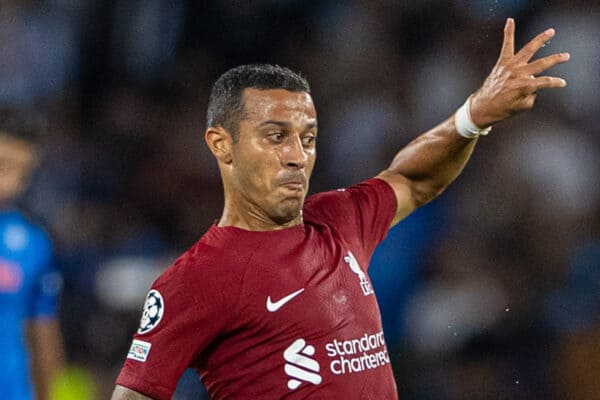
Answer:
[{"left": 116, "top": 178, "right": 398, "bottom": 399}]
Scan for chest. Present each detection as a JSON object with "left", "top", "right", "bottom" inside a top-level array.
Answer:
[
  {"left": 0, "top": 256, "right": 37, "bottom": 313},
  {"left": 200, "top": 227, "right": 394, "bottom": 398},
  {"left": 237, "top": 228, "right": 381, "bottom": 340},
  {"left": 0, "top": 222, "right": 38, "bottom": 298}
]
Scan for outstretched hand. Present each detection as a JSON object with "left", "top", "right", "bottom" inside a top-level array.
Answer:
[{"left": 469, "top": 18, "right": 570, "bottom": 128}]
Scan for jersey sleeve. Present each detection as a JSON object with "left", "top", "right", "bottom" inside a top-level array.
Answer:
[
  {"left": 304, "top": 178, "right": 397, "bottom": 262},
  {"left": 27, "top": 262, "right": 62, "bottom": 319},
  {"left": 116, "top": 252, "right": 241, "bottom": 400},
  {"left": 26, "top": 230, "right": 62, "bottom": 319}
]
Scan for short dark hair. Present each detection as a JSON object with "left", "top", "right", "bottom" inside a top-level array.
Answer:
[
  {"left": 0, "top": 107, "right": 45, "bottom": 144},
  {"left": 206, "top": 64, "right": 310, "bottom": 139}
]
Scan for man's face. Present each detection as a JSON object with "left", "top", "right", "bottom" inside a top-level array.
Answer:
[
  {"left": 230, "top": 88, "right": 317, "bottom": 225},
  {"left": 0, "top": 134, "right": 37, "bottom": 206}
]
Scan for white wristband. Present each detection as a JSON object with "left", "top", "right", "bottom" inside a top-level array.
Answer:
[{"left": 454, "top": 96, "right": 492, "bottom": 139}]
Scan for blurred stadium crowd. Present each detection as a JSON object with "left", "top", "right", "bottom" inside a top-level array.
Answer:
[{"left": 2, "top": 0, "right": 599, "bottom": 399}]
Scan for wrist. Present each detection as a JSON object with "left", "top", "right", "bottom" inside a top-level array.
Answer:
[
  {"left": 454, "top": 95, "right": 493, "bottom": 139},
  {"left": 468, "top": 93, "right": 495, "bottom": 128}
]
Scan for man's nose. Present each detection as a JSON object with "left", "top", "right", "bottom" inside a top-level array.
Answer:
[{"left": 281, "top": 136, "right": 307, "bottom": 169}]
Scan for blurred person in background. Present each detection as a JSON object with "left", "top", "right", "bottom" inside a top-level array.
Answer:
[
  {"left": 0, "top": 108, "right": 65, "bottom": 400},
  {"left": 111, "top": 19, "right": 568, "bottom": 399}
]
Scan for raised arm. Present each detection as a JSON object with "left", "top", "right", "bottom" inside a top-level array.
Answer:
[
  {"left": 111, "top": 385, "right": 155, "bottom": 400},
  {"left": 378, "top": 18, "right": 569, "bottom": 225}
]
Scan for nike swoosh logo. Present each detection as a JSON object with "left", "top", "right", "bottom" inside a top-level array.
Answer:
[{"left": 266, "top": 288, "right": 305, "bottom": 312}]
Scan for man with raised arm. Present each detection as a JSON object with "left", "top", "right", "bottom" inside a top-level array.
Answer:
[{"left": 112, "top": 19, "right": 569, "bottom": 399}]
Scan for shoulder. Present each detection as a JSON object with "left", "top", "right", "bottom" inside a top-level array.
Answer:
[
  {"left": 303, "top": 178, "right": 395, "bottom": 222},
  {"left": 0, "top": 210, "right": 52, "bottom": 256},
  {"left": 303, "top": 179, "right": 397, "bottom": 254},
  {"left": 142, "top": 233, "right": 250, "bottom": 330},
  {"left": 152, "top": 232, "right": 249, "bottom": 299},
  {"left": 306, "top": 178, "right": 393, "bottom": 204}
]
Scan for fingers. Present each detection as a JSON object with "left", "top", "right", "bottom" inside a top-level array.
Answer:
[
  {"left": 525, "top": 52, "right": 570, "bottom": 75},
  {"left": 531, "top": 76, "right": 567, "bottom": 91},
  {"left": 499, "top": 18, "right": 515, "bottom": 59},
  {"left": 522, "top": 94, "right": 537, "bottom": 110},
  {"left": 515, "top": 28, "right": 555, "bottom": 62}
]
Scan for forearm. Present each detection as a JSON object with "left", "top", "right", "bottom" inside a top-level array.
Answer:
[
  {"left": 27, "top": 320, "right": 66, "bottom": 400},
  {"left": 382, "top": 115, "right": 478, "bottom": 205}
]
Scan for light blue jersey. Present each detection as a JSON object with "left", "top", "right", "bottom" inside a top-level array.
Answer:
[{"left": 0, "top": 210, "right": 61, "bottom": 400}]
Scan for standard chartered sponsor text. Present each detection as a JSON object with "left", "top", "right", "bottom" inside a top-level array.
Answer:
[{"left": 325, "top": 331, "right": 390, "bottom": 375}]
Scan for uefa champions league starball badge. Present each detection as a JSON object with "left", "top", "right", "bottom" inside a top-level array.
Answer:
[{"left": 138, "top": 289, "right": 165, "bottom": 334}]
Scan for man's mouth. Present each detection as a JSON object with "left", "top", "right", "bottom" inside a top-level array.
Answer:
[
  {"left": 280, "top": 181, "right": 304, "bottom": 190},
  {"left": 277, "top": 174, "right": 306, "bottom": 192}
]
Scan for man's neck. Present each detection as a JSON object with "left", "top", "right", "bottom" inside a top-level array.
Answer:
[{"left": 217, "top": 205, "right": 303, "bottom": 231}]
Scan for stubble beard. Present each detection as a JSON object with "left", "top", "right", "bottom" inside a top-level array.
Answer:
[{"left": 270, "top": 196, "right": 305, "bottom": 226}]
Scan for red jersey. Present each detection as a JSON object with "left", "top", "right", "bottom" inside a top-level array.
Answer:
[{"left": 116, "top": 178, "right": 398, "bottom": 399}]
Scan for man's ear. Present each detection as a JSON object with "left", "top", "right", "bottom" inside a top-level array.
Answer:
[{"left": 205, "top": 126, "right": 233, "bottom": 164}]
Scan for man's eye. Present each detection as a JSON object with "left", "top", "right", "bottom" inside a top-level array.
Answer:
[
  {"left": 269, "top": 133, "right": 284, "bottom": 142},
  {"left": 302, "top": 136, "right": 315, "bottom": 146}
]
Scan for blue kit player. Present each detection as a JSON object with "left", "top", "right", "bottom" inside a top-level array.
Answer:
[{"left": 0, "top": 108, "right": 65, "bottom": 400}]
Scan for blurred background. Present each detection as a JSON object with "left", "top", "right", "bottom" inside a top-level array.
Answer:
[{"left": 3, "top": 0, "right": 599, "bottom": 398}]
